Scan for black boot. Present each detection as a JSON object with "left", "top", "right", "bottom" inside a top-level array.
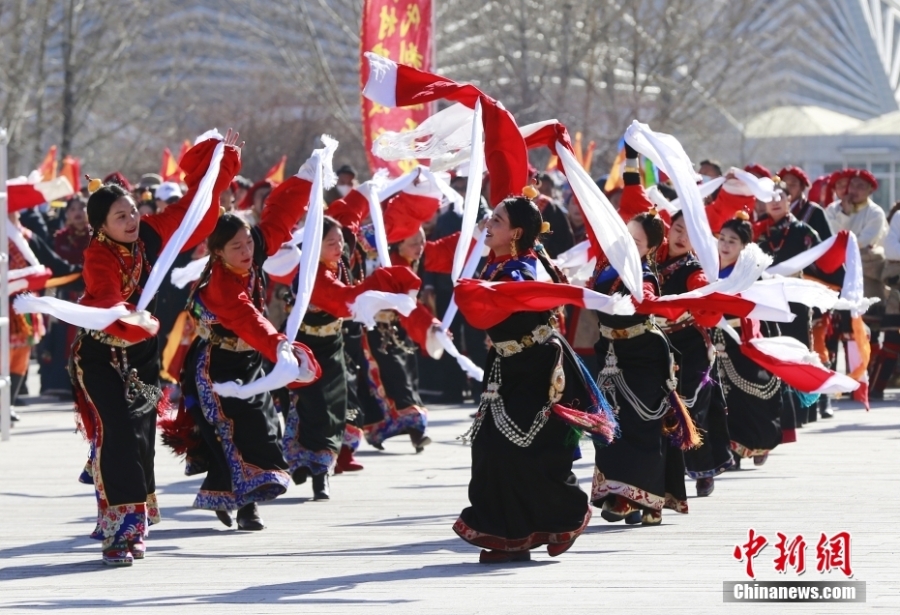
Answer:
[
  {"left": 215, "top": 510, "right": 234, "bottom": 528},
  {"left": 9, "top": 374, "right": 25, "bottom": 411},
  {"left": 291, "top": 467, "right": 309, "bottom": 485},
  {"left": 312, "top": 473, "right": 330, "bottom": 501},
  {"left": 236, "top": 502, "right": 264, "bottom": 531}
]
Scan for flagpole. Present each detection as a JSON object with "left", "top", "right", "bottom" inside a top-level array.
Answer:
[{"left": 0, "top": 127, "right": 11, "bottom": 442}]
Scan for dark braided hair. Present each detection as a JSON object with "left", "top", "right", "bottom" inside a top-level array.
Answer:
[
  {"left": 502, "top": 196, "right": 568, "bottom": 284},
  {"left": 185, "top": 213, "right": 251, "bottom": 308},
  {"left": 87, "top": 183, "right": 132, "bottom": 236}
]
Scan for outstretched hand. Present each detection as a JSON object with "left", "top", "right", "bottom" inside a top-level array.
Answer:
[{"left": 222, "top": 128, "right": 245, "bottom": 154}]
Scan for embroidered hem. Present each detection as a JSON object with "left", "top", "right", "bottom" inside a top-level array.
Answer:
[
  {"left": 194, "top": 346, "right": 291, "bottom": 507},
  {"left": 590, "top": 467, "right": 665, "bottom": 512},
  {"left": 686, "top": 455, "right": 735, "bottom": 479},
  {"left": 343, "top": 424, "right": 363, "bottom": 451},
  {"left": 664, "top": 493, "right": 689, "bottom": 514},
  {"left": 193, "top": 484, "right": 287, "bottom": 511},
  {"left": 452, "top": 509, "right": 591, "bottom": 552},
  {"left": 364, "top": 405, "right": 428, "bottom": 447},
  {"left": 282, "top": 401, "right": 339, "bottom": 476},
  {"left": 730, "top": 441, "right": 773, "bottom": 458}
]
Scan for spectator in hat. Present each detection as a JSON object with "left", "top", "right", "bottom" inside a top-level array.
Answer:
[
  {"left": 780, "top": 165, "right": 832, "bottom": 240},
  {"left": 325, "top": 164, "right": 358, "bottom": 204},
  {"left": 138, "top": 173, "right": 162, "bottom": 191},
  {"left": 155, "top": 181, "right": 183, "bottom": 214}
]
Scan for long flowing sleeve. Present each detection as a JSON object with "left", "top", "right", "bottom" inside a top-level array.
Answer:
[
  {"left": 422, "top": 231, "right": 462, "bottom": 274},
  {"left": 399, "top": 302, "right": 439, "bottom": 348},
  {"left": 309, "top": 264, "right": 422, "bottom": 319},
  {"left": 200, "top": 266, "right": 286, "bottom": 363},
  {"left": 326, "top": 189, "right": 369, "bottom": 236},
  {"left": 141, "top": 138, "right": 242, "bottom": 258},
  {"left": 256, "top": 175, "right": 312, "bottom": 259}
]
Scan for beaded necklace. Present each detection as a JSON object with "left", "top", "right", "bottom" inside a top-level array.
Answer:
[
  {"left": 100, "top": 237, "right": 149, "bottom": 299},
  {"left": 764, "top": 215, "right": 793, "bottom": 254}
]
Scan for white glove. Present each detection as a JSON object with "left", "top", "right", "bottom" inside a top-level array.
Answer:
[{"left": 119, "top": 310, "right": 159, "bottom": 335}]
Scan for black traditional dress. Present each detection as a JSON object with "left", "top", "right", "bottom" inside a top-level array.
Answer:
[
  {"left": 70, "top": 138, "right": 239, "bottom": 549},
  {"left": 714, "top": 263, "right": 783, "bottom": 459},
  {"left": 757, "top": 213, "right": 820, "bottom": 435},
  {"left": 281, "top": 259, "right": 418, "bottom": 476},
  {"left": 656, "top": 249, "right": 734, "bottom": 479},
  {"left": 590, "top": 260, "right": 689, "bottom": 515},
  {"left": 176, "top": 175, "right": 314, "bottom": 511},
  {"left": 454, "top": 252, "right": 605, "bottom": 552}
]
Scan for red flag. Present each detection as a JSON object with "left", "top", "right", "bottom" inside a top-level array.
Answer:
[
  {"left": 59, "top": 155, "right": 81, "bottom": 195},
  {"left": 160, "top": 148, "right": 180, "bottom": 181},
  {"left": 264, "top": 155, "right": 287, "bottom": 185},
  {"left": 38, "top": 145, "right": 58, "bottom": 181},
  {"left": 360, "top": 0, "right": 433, "bottom": 175}
]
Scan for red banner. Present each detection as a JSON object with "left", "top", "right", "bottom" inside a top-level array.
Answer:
[{"left": 360, "top": 0, "right": 433, "bottom": 176}]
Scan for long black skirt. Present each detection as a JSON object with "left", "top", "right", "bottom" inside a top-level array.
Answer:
[
  {"left": 592, "top": 328, "right": 688, "bottom": 513},
  {"left": 714, "top": 329, "right": 783, "bottom": 457},
  {"left": 360, "top": 322, "right": 427, "bottom": 448},
  {"left": 182, "top": 340, "right": 289, "bottom": 511},
  {"left": 670, "top": 328, "right": 734, "bottom": 479},
  {"left": 453, "top": 337, "right": 591, "bottom": 551},
  {"left": 70, "top": 332, "right": 160, "bottom": 547},
  {"left": 281, "top": 331, "right": 347, "bottom": 477}
]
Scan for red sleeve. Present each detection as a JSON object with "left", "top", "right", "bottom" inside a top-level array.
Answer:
[
  {"left": 618, "top": 183, "right": 653, "bottom": 223},
  {"left": 142, "top": 138, "right": 242, "bottom": 252},
  {"left": 326, "top": 190, "right": 369, "bottom": 235},
  {"left": 706, "top": 190, "right": 754, "bottom": 235},
  {"left": 309, "top": 264, "right": 421, "bottom": 318},
  {"left": 399, "top": 302, "right": 439, "bottom": 348},
  {"left": 79, "top": 246, "right": 156, "bottom": 342},
  {"left": 685, "top": 270, "right": 721, "bottom": 327},
  {"left": 423, "top": 231, "right": 465, "bottom": 274},
  {"left": 200, "top": 265, "right": 286, "bottom": 363},
  {"left": 258, "top": 176, "right": 311, "bottom": 257}
]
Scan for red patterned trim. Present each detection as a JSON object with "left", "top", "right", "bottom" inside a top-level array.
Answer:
[
  {"left": 590, "top": 467, "right": 665, "bottom": 511},
  {"left": 452, "top": 508, "right": 591, "bottom": 552},
  {"left": 729, "top": 440, "right": 772, "bottom": 459},
  {"left": 664, "top": 493, "right": 689, "bottom": 514}
]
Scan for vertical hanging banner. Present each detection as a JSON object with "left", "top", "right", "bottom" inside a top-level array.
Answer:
[{"left": 360, "top": 0, "right": 433, "bottom": 176}]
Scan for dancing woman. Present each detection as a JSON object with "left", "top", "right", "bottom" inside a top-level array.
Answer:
[
  {"left": 714, "top": 214, "right": 784, "bottom": 468},
  {"left": 169, "top": 172, "right": 320, "bottom": 531},
  {"left": 453, "top": 194, "right": 616, "bottom": 563},
  {"left": 591, "top": 210, "right": 691, "bottom": 525},
  {"left": 68, "top": 131, "right": 241, "bottom": 565},
  {"left": 282, "top": 215, "right": 422, "bottom": 500},
  {"left": 655, "top": 211, "right": 734, "bottom": 496}
]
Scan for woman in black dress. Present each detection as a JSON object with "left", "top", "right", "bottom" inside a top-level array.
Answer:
[
  {"left": 453, "top": 195, "right": 615, "bottom": 563},
  {"left": 68, "top": 131, "right": 241, "bottom": 565},
  {"left": 715, "top": 214, "right": 784, "bottom": 468},
  {"left": 591, "top": 210, "right": 690, "bottom": 526},
  {"left": 655, "top": 211, "right": 734, "bottom": 497}
]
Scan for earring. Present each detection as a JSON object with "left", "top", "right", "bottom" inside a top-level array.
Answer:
[
  {"left": 96, "top": 229, "right": 106, "bottom": 243},
  {"left": 509, "top": 237, "right": 518, "bottom": 259}
]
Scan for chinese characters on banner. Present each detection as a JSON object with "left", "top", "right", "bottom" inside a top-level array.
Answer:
[{"left": 360, "top": 0, "right": 433, "bottom": 175}]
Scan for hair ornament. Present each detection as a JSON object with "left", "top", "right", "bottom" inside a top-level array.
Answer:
[
  {"left": 522, "top": 184, "right": 539, "bottom": 200},
  {"left": 647, "top": 207, "right": 658, "bottom": 217},
  {"left": 734, "top": 210, "right": 750, "bottom": 221},
  {"left": 141, "top": 190, "right": 153, "bottom": 202},
  {"left": 540, "top": 221, "right": 551, "bottom": 234},
  {"left": 85, "top": 175, "right": 103, "bottom": 194}
]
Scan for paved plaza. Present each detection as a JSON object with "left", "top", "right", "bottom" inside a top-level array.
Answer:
[{"left": 1, "top": 369, "right": 898, "bottom": 614}]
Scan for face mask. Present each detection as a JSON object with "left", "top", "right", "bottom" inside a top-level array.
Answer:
[
  {"left": 337, "top": 185, "right": 352, "bottom": 197},
  {"left": 700, "top": 174, "right": 715, "bottom": 184}
]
